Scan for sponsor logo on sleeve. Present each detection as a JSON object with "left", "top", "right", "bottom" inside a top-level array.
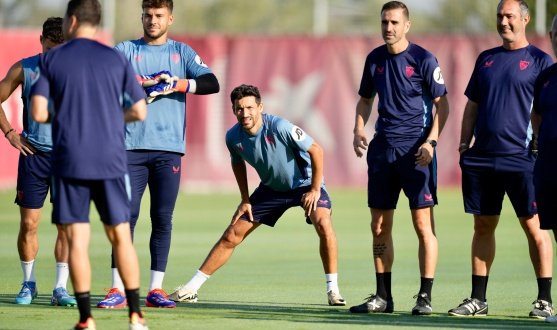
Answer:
[
  {"left": 195, "top": 55, "right": 208, "bottom": 68},
  {"left": 433, "top": 66, "right": 445, "bottom": 85},
  {"left": 291, "top": 126, "right": 306, "bottom": 142}
]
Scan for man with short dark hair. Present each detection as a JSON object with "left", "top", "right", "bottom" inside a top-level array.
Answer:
[
  {"left": 349, "top": 0, "right": 449, "bottom": 316},
  {"left": 0, "top": 17, "right": 76, "bottom": 307},
  {"left": 169, "top": 84, "right": 345, "bottom": 307},
  {"left": 30, "top": 0, "right": 148, "bottom": 328},
  {"left": 96, "top": 0, "right": 220, "bottom": 309}
]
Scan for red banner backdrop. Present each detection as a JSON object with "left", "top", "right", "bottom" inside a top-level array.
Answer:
[{"left": 0, "top": 32, "right": 552, "bottom": 190}]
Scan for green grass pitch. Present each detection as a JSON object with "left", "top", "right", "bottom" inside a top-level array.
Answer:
[{"left": 0, "top": 188, "right": 554, "bottom": 329}]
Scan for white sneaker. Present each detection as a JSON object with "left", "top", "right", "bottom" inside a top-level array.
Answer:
[
  {"left": 168, "top": 285, "right": 198, "bottom": 303},
  {"left": 327, "top": 290, "right": 346, "bottom": 306}
]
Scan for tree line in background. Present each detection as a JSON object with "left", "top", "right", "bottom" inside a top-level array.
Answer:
[{"left": 0, "top": 0, "right": 556, "bottom": 42}]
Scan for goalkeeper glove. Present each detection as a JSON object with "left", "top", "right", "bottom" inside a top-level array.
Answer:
[
  {"left": 136, "top": 70, "right": 173, "bottom": 87},
  {"left": 144, "top": 76, "right": 189, "bottom": 103}
]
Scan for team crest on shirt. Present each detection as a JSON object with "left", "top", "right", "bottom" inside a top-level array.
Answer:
[
  {"left": 519, "top": 60, "right": 530, "bottom": 71},
  {"left": 483, "top": 60, "right": 494, "bottom": 68},
  {"left": 172, "top": 53, "right": 180, "bottom": 64},
  {"left": 433, "top": 67, "right": 445, "bottom": 85},
  {"left": 405, "top": 66, "right": 415, "bottom": 78},
  {"left": 195, "top": 55, "right": 208, "bottom": 68},
  {"left": 291, "top": 126, "right": 306, "bottom": 142},
  {"left": 134, "top": 55, "right": 143, "bottom": 62},
  {"left": 376, "top": 66, "right": 385, "bottom": 74},
  {"left": 265, "top": 134, "right": 276, "bottom": 145},
  {"left": 235, "top": 143, "right": 243, "bottom": 152}
]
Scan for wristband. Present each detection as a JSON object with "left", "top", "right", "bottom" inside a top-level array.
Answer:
[
  {"left": 175, "top": 79, "right": 190, "bottom": 93},
  {"left": 4, "top": 128, "right": 15, "bottom": 138}
]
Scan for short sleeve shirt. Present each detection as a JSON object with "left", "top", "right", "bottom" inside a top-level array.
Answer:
[
  {"left": 225, "top": 113, "right": 316, "bottom": 191},
  {"left": 465, "top": 45, "right": 553, "bottom": 155},
  {"left": 358, "top": 43, "right": 447, "bottom": 147},
  {"left": 31, "top": 38, "right": 145, "bottom": 179}
]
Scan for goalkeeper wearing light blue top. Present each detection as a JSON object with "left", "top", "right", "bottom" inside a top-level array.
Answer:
[
  {"left": 168, "top": 84, "right": 345, "bottom": 307},
  {"left": 97, "top": 0, "right": 219, "bottom": 309}
]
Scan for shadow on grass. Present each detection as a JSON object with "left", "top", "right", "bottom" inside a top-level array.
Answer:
[
  {"left": 0, "top": 295, "right": 551, "bottom": 329},
  {"left": 169, "top": 299, "right": 550, "bottom": 329}
]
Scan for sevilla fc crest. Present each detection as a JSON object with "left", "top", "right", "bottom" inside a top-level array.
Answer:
[
  {"left": 519, "top": 60, "right": 530, "bottom": 71},
  {"left": 405, "top": 66, "right": 415, "bottom": 77}
]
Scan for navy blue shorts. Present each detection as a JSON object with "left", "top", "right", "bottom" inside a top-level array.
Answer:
[
  {"left": 534, "top": 155, "right": 557, "bottom": 229},
  {"left": 51, "top": 175, "right": 131, "bottom": 225},
  {"left": 460, "top": 149, "right": 537, "bottom": 217},
  {"left": 240, "top": 184, "right": 332, "bottom": 227},
  {"left": 15, "top": 151, "right": 52, "bottom": 208},
  {"left": 366, "top": 139, "right": 437, "bottom": 209}
]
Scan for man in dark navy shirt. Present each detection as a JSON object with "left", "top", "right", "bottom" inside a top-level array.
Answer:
[
  {"left": 449, "top": 0, "right": 554, "bottom": 319},
  {"left": 30, "top": 0, "right": 148, "bottom": 329},
  {"left": 350, "top": 1, "right": 449, "bottom": 316},
  {"left": 532, "top": 14, "right": 557, "bottom": 324}
]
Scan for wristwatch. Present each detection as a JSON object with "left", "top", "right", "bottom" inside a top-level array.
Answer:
[{"left": 426, "top": 139, "right": 437, "bottom": 147}]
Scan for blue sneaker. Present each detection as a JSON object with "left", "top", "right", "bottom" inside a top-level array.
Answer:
[
  {"left": 145, "top": 289, "right": 176, "bottom": 308},
  {"left": 97, "top": 288, "right": 127, "bottom": 308},
  {"left": 51, "top": 287, "right": 77, "bottom": 306},
  {"left": 14, "top": 281, "right": 37, "bottom": 304}
]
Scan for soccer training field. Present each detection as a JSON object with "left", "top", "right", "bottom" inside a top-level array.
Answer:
[{"left": 0, "top": 188, "right": 552, "bottom": 329}]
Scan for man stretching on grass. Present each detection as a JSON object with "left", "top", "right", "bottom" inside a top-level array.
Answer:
[{"left": 169, "top": 84, "right": 345, "bottom": 306}]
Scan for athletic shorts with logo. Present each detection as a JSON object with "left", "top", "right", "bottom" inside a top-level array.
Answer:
[
  {"left": 240, "top": 184, "right": 332, "bottom": 227},
  {"left": 366, "top": 138, "right": 437, "bottom": 210}
]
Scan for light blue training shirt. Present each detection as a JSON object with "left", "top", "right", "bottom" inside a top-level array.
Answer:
[
  {"left": 226, "top": 113, "right": 321, "bottom": 192},
  {"left": 21, "top": 54, "right": 52, "bottom": 152},
  {"left": 115, "top": 38, "right": 214, "bottom": 154}
]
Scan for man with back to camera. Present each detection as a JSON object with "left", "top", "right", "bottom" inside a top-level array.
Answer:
[
  {"left": 531, "top": 14, "right": 557, "bottom": 324},
  {"left": 168, "top": 84, "right": 346, "bottom": 307},
  {"left": 31, "top": 0, "right": 148, "bottom": 328},
  {"left": 0, "top": 17, "right": 76, "bottom": 307},
  {"left": 96, "top": 0, "right": 220, "bottom": 309},
  {"left": 448, "top": 0, "right": 554, "bottom": 318},
  {"left": 349, "top": 0, "right": 450, "bottom": 315}
]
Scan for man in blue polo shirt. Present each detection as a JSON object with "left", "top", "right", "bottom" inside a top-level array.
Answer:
[
  {"left": 96, "top": 0, "right": 220, "bottom": 309},
  {"left": 168, "top": 84, "right": 346, "bottom": 307},
  {"left": 532, "top": 14, "right": 557, "bottom": 324},
  {"left": 30, "top": 0, "right": 148, "bottom": 329},
  {"left": 349, "top": 1, "right": 449, "bottom": 316},
  {"left": 448, "top": 0, "right": 553, "bottom": 319},
  {"left": 0, "top": 17, "right": 76, "bottom": 307}
]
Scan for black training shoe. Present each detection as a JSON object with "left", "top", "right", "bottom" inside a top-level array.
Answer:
[
  {"left": 529, "top": 299, "right": 554, "bottom": 319},
  {"left": 448, "top": 298, "right": 488, "bottom": 317},
  {"left": 349, "top": 294, "right": 390, "bottom": 313},
  {"left": 411, "top": 293, "right": 432, "bottom": 315}
]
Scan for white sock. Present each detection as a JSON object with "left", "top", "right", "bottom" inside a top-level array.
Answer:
[
  {"left": 21, "top": 260, "right": 36, "bottom": 282},
  {"left": 149, "top": 270, "right": 165, "bottom": 291},
  {"left": 54, "top": 262, "right": 69, "bottom": 289},
  {"left": 111, "top": 268, "right": 125, "bottom": 291},
  {"left": 325, "top": 273, "right": 339, "bottom": 293},
  {"left": 185, "top": 270, "right": 210, "bottom": 292}
]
